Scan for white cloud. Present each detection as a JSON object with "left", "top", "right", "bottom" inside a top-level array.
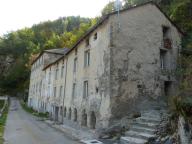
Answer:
[{"left": 0, "top": 0, "right": 110, "bottom": 36}]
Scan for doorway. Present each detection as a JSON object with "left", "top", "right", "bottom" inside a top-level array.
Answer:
[
  {"left": 90, "top": 111, "right": 96, "bottom": 129},
  {"left": 164, "top": 81, "right": 172, "bottom": 97},
  {"left": 55, "top": 106, "right": 59, "bottom": 122}
]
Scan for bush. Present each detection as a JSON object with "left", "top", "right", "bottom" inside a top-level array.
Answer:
[
  {"left": 171, "top": 91, "right": 192, "bottom": 119},
  {"left": 20, "top": 100, "right": 49, "bottom": 118},
  {"left": 0, "top": 101, "right": 9, "bottom": 144}
]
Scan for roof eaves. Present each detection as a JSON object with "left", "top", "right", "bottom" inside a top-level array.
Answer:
[
  {"left": 108, "top": 1, "right": 185, "bottom": 35},
  {"left": 42, "top": 55, "right": 65, "bottom": 71},
  {"left": 42, "top": 1, "right": 185, "bottom": 69},
  {"left": 31, "top": 49, "right": 66, "bottom": 65},
  {"left": 153, "top": 2, "right": 185, "bottom": 36},
  {"left": 43, "top": 15, "right": 110, "bottom": 70}
]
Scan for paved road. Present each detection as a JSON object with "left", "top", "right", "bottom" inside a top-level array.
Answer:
[{"left": 4, "top": 98, "right": 80, "bottom": 144}]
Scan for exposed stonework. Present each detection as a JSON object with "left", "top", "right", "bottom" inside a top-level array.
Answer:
[{"left": 28, "top": 2, "right": 182, "bottom": 135}]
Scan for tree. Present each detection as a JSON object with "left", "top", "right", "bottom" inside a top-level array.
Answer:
[
  {"left": 0, "top": 16, "right": 94, "bottom": 95},
  {"left": 101, "top": 1, "right": 116, "bottom": 16}
]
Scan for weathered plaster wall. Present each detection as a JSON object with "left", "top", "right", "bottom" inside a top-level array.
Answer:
[
  {"left": 62, "top": 20, "right": 111, "bottom": 129},
  {"left": 28, "top": 54, "right": 44, "bottom": 110},
  {"left": 28, "top": 52, "right": 63, "bottom": 112},
  {"left": 108, "top": 4, "right": 181, "bottom": 123},
  {"left": 28, "top": 3, "right": 182, "bottom": 132},
  {"left": 40, "top": 19, "right": 112, "bottom": 129}
]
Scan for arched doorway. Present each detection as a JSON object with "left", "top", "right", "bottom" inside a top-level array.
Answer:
[
  {"left": 68, "top": 108, "right": 71, "bottom": 120},
  {"left": 64, "top": 107, "right": 67, "bottom": 117},
  {"left": 90, "top": 111, "right": 96, "bottom": 129},
  {"left": 74, "top": 108, "right": 77, "bottom": 122},
  {"left": 81, "top": 109, "right": 87, "bottom": 126}
]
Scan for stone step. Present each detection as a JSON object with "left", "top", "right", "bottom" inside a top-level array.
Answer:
[
  {"left": 132, "top": 121, "right": 158, "bottom": 129},
  {"left": 137, "top": 117, "right": 161, "bottom": 124},
  {"left": 130, "top": 125, "right": 156, "bottom": 134},
  {"left": 80, "top": 140, "right": 103, "bottom": 144},
  {"left": 125, "top": 130, "right": 155, "bottom": 140},
  {"left": 120, "top": 136, "right": 147, "bottom": 144},
  {"left": 137, "top": 116, "right": 161, "bottom": 123},
  {"left": 142, "top": 113, "right": 161, "bottom": 118}
]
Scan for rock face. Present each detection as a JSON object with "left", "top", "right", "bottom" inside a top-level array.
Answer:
[
  {"left": 120, "top": 110, "right": 164, "bottom": 144},
  {"left": 0, "top": 55, "right": 13, "bottom": 76}
]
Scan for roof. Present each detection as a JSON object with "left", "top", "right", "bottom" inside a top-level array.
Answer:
[
  {"left": 43, "top": 1, "right": 185, "bottom": 70},
  {"left": 31, "top": 48, "right": 68, "bottom": 65},
  {"left": 44, "top": 48, "right": 69, "bottom": 55},
  {"left": 43, "top": 48, "right": 70, "bottom": 69}
]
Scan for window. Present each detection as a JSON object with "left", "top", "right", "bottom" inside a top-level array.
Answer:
[
  {"left": 85, "top": 38, "right": 89, "bottom": 47},
  {"left": 75, "top": 49, "right": 78, "bottom": 55},
  {"left": 72, "top": 83, "right": 76, "bottom": 98},
  {"left": 54, "top": 87, "right": 57, "bottom": 97},
  {"left": 160, "top": 50, "right": 167, "bottom": 70},
  {"left": 39, "top": 81, "right": 42, "bottom": 96},
  {"left": 84, "top": 50, "right": 90, "bottom": 67},
  {"left": 48, "top": 86, "right": 50, "bottom": 97},
  {"left": 162, "top": 26, "right": 172, "bottom": 49},
  {"left": 59, "top": 86, "right": 63, "bottom": 97},
  {"left": 94, "top": 33, "right": 97, "bottom": 40},
  {"left": 48, "top": 71, "right": 51, "bottom": 84},
  {"left": 73, "top": 58, "right": 77, "bottom": 73},
  {"left": 83, "top": 81, "right": 88, "bottom": 98},
  {"left": 36, "top": 83, "right": 38, "bottom": 93},
  {"left": 55, "top": 68, "right": 58, "bottom": 80},
  {"left": 162, "top": 26, "right": 169, "bottom": 38},
  {"left": 39, "top": 81, "right": 42, "bottom": 93},
  {"left": 61, "top": 65, "right": 64, "bottom": 78}
]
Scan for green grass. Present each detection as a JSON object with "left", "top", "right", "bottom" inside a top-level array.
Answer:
[
  {"left": 20, "top": 100, "right": 49, "bottom": 118},
  {"left": 0, "top": 100, "right": 9, "bottom": 144},
  {"left": 0, "top": 101, "right": 5, "bottom": 110}
]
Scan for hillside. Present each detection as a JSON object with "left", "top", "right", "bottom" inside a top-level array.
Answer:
[
  {"left": 0, "top": 0, "right": 191, "bottom": 97},
  {"left": 0, "top": 16, "right": 98, "bottom": 94}
]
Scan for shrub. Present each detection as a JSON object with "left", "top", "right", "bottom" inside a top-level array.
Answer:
[{"left": 170, "top": 91, "right": 192, "bottom": 120}]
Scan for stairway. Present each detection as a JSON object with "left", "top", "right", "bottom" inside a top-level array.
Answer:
[{"left": 120, "top": 110, "right": 163, "bottom": 144}]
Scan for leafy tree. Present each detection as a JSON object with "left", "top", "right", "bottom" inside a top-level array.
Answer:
[
  {"left": 0, "top": 16, "right": 95, "bottom": 95},
  {"left": 101, "top": 1, "right": 116, "bottom": 16}
]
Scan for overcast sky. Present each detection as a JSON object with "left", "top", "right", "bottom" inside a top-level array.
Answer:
[{"left": 0, "top": 0, "right": 111, "bottom": 36}]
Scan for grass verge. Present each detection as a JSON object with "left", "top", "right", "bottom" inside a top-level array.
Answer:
[
  {"left": 20, "top": 100, "right": 49, "bottom": 118},
  {"left": 0, "top": 100, "right": 9, "bottom": 144}
]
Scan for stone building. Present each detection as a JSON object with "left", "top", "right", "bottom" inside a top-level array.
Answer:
[
  {"left": 28, "top": 48, "right": 68, "bottom": 111},
  {"left": 28, "top": 2, "right": 183, "bottom": 132}
]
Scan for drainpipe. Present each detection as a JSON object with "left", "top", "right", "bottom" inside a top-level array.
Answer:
[{"left": 62, "top": 57, "right": 68, "bottom": 123}]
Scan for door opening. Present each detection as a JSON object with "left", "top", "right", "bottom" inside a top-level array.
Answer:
[{"left": 164, "top": 81, "right": 172, "bottom": 97}]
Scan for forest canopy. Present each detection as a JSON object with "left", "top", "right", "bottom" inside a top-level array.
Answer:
[{"left": 0, "top": 0, "right": 191, "bottom": 95}]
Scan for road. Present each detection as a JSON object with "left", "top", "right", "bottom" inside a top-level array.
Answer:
[{"left": 4, "top": 98, "right": 80, "bottom": 144}]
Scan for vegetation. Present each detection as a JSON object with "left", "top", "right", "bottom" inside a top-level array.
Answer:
[
  {"left": 0, "top": 16, "right": 98, "bottom": 95},
  {"left": 0, "top": 100, "right": 9, "bottom": 144},
  {"left": 0, "top": 0, "right": 191, "bottom": 101},
  {"left": 20, "top": 100, "right": 49, "bottom": 118}
]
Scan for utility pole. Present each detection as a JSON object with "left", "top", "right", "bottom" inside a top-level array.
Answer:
[{"left": 115, "top": 0, "right": 121, "bottom": 31}]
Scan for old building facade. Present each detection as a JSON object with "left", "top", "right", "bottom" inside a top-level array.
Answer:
[{"left": 28, "top": 2, "right": 182, "bottom": 132}]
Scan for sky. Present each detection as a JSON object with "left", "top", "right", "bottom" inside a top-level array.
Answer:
[{"left": 0, "top": 0, "right": 111, "bottom": 36}]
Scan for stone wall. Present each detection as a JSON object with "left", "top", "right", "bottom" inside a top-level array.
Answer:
[
  {"left": 28, "top": 3, "right": 182, "bottom": 132},
  {"left": 108, "top": 3, "right": 181, "bottom": 124}
]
